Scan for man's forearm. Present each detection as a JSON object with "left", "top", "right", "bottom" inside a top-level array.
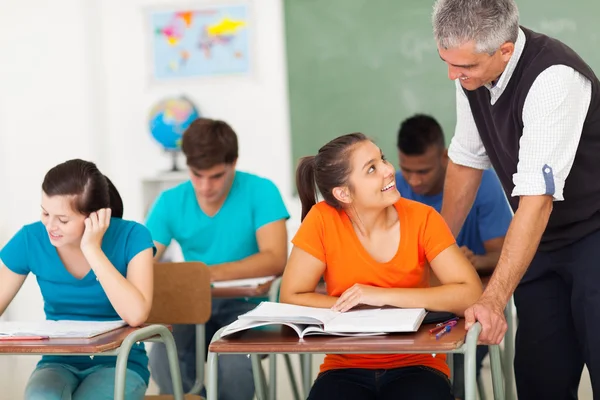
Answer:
[
  {"left": 210, "top": 251, "right": 287, "bottom": 281},
  {"left": 441, "top": 161, "right": 483, "bottom": 237},
  {"left": 483, "top": 196, "right": 553, "bottom": 307}
]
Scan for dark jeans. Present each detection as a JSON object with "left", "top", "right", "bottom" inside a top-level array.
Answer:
[
  {"left": 149, "top": 298, "right": 257, "bottom": 400},
  {"left": 452, "top": 346, "right": 489, "bottom": 399},
  {"left": 514, "top": 228, "right": 600, "bottom": 400},
  {"left": 307, "top": 366, "right": 453, "bottom": 400}
]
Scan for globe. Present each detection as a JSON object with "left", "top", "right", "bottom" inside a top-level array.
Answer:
[{"left": 148, "top": 96, "right": 200, "bottom": 170}]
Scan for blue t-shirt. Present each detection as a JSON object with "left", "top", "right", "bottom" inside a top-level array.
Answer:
[
  {"left": 0, "top": 218, "right": 155, "bottom": 384},
  {"left": 395, "top": 169, "right": 512, "bottom": 255},
  {"left": 146, "top": 170, "right": 290, "bottom": 265}
]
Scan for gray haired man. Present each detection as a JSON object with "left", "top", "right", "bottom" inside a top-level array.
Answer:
[{"left": 432, "top": 0, "right": 600, "bottom": 398}]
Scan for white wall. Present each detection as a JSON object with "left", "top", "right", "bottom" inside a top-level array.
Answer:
[
  {"left": 0, "top": 0, "right": 300, "bottom": 320},
  {"left": 0, "top": 0, "right": 101, "bottom": 320}
]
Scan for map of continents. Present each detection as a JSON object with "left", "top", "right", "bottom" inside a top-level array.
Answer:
[{"left": 151, "top": 5, "right": 249, "bottom": 79}]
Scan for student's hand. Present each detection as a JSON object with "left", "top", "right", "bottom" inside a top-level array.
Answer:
[
  {"left": 460, "top": 246, "right": 477, "bottom": 266},
  {"left": 81, "top": 208, "right": 111, "bottom": 253},
  {"left": 331, "top": 284, "right": 385, "bottom": 312},
  {"left": 464, "top": 293, "right": 507, "bottom": 344}
]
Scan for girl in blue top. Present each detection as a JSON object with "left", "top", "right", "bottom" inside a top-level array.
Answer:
[{"left": 0, "top": 159, "right": 155, "bottom": 400}]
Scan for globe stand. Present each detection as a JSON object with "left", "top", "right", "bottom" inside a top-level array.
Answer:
[{"left": 166, "top": 149, "right": 181, "bottom": 172}]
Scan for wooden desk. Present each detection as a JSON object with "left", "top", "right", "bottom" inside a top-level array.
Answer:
[
  {"left": 0, "top": 326, "right": 139, "bottom": 355},
  {"left": 0, "top": 324, "right": 186, "bottom": 400},
  {"left": 206, "top": 320, "right": 505, "bottom": 400},
  {"left": 210, "top": 320, "right": 467, "bottom": 354}
]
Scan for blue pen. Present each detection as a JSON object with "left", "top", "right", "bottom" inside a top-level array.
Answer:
[{"left": 435, "top": 324, "right": 452, "bottom": 340}]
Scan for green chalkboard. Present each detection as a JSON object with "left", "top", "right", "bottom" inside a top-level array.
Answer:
[{"left": 284, "top": 0, "right": 600, "bottom": 181}]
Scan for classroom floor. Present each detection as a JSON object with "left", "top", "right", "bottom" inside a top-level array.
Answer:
[{"left": 0, "top": 352, "right": 593, "bottom": 399}]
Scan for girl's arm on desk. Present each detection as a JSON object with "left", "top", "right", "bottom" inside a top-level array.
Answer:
[
  {"left": 0, "top": 261, "right": 27, "bottom": 316},
  {"left": 279, "top": 246, "right": 337, "bottom": 308},
  {"left": 332, "top": 245, "right": 483, "bottom": 315}
]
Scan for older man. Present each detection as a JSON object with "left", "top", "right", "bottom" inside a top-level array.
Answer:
[{"left": 432, "top": 0, "right": 600, "bottom": 398}]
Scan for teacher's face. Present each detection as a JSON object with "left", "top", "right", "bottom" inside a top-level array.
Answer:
[{"left": 438, "top": 40, "right": 514, "bottom": 91}]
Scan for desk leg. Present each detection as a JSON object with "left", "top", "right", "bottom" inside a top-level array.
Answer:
[
  {"left": 189, "top": 324, "right": 206, "bottom": 395},
  {"left": 114, "top": 325, "right": 184, "bottom": 400},
  {"left": 251, "top": 354, "right": 268, "bottom": 400},
  {"left": 503, "top": 302, "right": 516, "bottom": 400},
  {"left": 464, "top": 322, "right": 481, "bottom": 400},
  {"left": 114, "top": 350, "right": 128, "bottom": 400},
  {"left": 207, "top": 327, "right": 226, "bottom": 400},
  {"left": 300, "top": 354, "right": 312, "bottom": 397},
  {"left": 283, "top": 354, "right": 302, "bottom": 400},
  {"left": 268, "top": 277, "right": 282, "bottom": 400},
  {"left": 489, "top": 345, "right": 505, "bottom": 400},
  {"left": 268, "top": 354, "right": 277, "bottom": 400},
  {"left": 207, "top": 351, "right": 219, "bottom": 400}
]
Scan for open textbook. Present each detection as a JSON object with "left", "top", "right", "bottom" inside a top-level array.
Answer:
[
  {"left": 222, "top": 302, "right": 427, "bottom": 339},
  {"left": 0, "top": 320, "right": 127, "bottom": 339}
]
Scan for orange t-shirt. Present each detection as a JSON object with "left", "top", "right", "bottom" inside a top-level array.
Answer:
[{"left": 291, "top": 198, "right": 456, "bottom": 376}]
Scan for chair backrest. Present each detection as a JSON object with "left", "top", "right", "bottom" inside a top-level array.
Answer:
[{"left": 146, "top": 261, "right": 212, "bottom": 325}]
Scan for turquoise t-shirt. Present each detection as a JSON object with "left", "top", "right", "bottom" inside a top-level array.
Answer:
[
  {"left": 0, "top": 218, "right": 155, "bottom": 385},
  {"left": 146, "top": 170, "right": 290, "bottom": 270}
]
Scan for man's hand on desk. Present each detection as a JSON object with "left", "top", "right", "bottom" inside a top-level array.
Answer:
[{"left": 464, "top": 292, "right": 507, "bottom": 345}]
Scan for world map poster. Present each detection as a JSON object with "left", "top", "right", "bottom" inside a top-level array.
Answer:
[{"left": 150, "top": 4, "right": 250, "bottom": 80}]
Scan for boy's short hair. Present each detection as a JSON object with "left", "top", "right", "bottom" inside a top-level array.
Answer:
[
  {"left": 182, "top": 118, "right": 239, "bottom": 170},
  {"left": 397, "top": 114, "right": 445, "bottom": 155}
]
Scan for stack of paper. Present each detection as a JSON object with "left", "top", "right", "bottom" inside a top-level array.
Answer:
[
  {"left": 212, "top": 276, "right": 275, "bottom": 288},
  {"left": 0, "top": 320, "right": 127, "bottom": 339}
]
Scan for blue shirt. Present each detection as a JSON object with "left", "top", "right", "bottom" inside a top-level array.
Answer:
[
  {"left": 395, "top": 169, "right": 512, "bottom": 255},
  {"left": 146, "top": 170, "right": 290, "bottom": 265},
  {"left": 0, "top": 218, "right": 155, "bottom": 384}
]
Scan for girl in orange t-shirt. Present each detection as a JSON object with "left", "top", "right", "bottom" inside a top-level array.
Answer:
[{"left": 280, "top": 133, "right": 482, "bottom": 400}]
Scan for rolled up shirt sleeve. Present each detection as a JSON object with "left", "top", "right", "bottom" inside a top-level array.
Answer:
[
  {"left": 513, "top": 65, "right": 592, "bottom": 201},
  {"left": 448, "top": 79, "right": 493, "bottom": 170}
]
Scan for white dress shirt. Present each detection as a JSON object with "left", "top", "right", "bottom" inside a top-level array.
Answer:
[{"left": 448, "top": 28, "right": 592, "bottom": 201}]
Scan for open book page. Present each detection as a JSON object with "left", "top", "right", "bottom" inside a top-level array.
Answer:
[
  {"left": 325, "top": 308, "right": 427, "bottom": 333},
  {"left": 237, "top": 302, "right": 338, "bottom": 326},
  {"left": 0, "top": 320, "right": 127, "bottom": 339},
  {"left": 222, "top": 318, "right": 387, "bottom": 339},
  {"left": 221, "top": 318, "right": 311, "bottom": 338},
  {"left": 211, "top": 276, "right": 275, "bottom": 288}
]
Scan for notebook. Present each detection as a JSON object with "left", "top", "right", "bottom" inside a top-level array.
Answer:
[
  {"left": 0, "top": 320, "right": 127, "bottom": 339},
  {"left": 211, "top": 276, "right": 275, "bottom": 288},
  {"left": 221, "top": 302, "right": 427, "bottom": 339}
]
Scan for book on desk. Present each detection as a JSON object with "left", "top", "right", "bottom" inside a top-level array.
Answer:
[
  {"left": 221, "top": 301, "right": 427, "bottom": 339},
  {"left": 0, "top": 320, "right": 127, "bottom": 340}
]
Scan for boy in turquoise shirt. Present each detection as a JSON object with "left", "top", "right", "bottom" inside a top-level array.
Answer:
[{"left": 147, "top": 118, "right": 290, "bottom": 400}]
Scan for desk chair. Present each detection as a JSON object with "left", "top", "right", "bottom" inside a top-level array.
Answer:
[{"left": 145, "top": 261, "right": 212, "bottom": 400}]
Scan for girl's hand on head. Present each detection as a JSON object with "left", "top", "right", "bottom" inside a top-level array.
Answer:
[
  {"left": 331, "top": 284, "right": 385, "bottom": 312},
  {"left": 81, "top": 208, "right": 112, "bottom": 253}
]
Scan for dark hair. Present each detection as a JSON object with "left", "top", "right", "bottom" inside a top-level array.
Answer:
[
  {"left": 396, "top": 114, "right": 445, "bottom": 155},
  {"left": 182, "top": 118, "right": 238, "bottom": 170},
  {"left": 42, "top": 159, "right": 124, "bottom": 218},
  {"left": 296, "top": 133, "right": 369, "bottom": 221}
]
